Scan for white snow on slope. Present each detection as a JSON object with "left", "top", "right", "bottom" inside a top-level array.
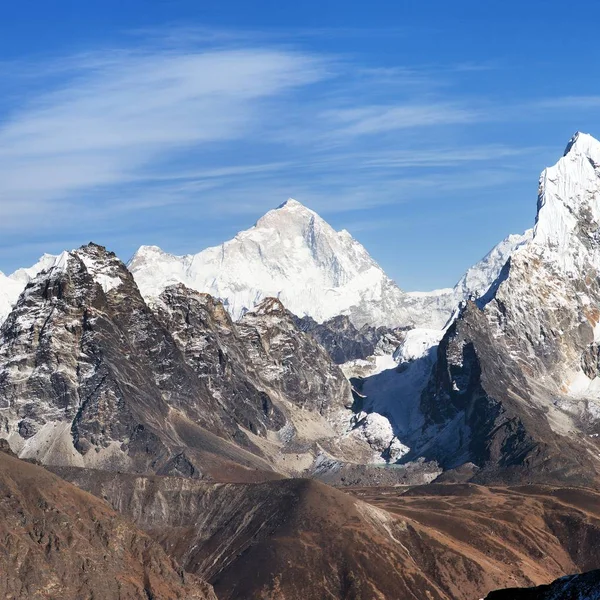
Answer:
[
  {"left": 0, "top": 247, "right": 125, "bottom": 326},
  {"left": 0, "top": 253, "right": 65, "bottom": 325},
  {"left": 130, "top": 198, "right": 532, "bottom": 330},
  {"left": 0, "top": 273, "right": 26, "bottom": 326},
  {"left": 530, "top": 131, "right": 600, "bottom": 272},
  {"left": 454, "top": 229, "right": 533, "bottom": 299},
  {"left": 9, "top": 253, "right": 64, "bottom": 285},
  {"left": 402, "top": 229, "right": 533, "bottom": 329},
  {"left": 487, "top": 132, "right": 600, "bottom": 412},
  {"left": 130, "top": 199, "right": 411, "bottom": 328},
  {"left": 349, "top": 327, "right": 444, "bottom": 463}
]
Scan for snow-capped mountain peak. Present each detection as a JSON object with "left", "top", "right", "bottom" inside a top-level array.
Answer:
[
  {"left": 0, "top": 245, "right": 128, "bottom": 326},
  {"left": 562, "top": 130, "right": 600, "bottom": 157},
  {"left": 9, "top": 253, "right": 63, "bottom": 285},
  {"left": 129, "top": 199, "right": 409, "bottom": 327},
  {"left": 276, "top": 197, "right": 308, "bottom": 210},
  {"left": 529, "top": 131, "right": 600, "bottom": 273}
]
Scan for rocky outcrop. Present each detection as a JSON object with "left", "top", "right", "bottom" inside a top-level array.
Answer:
[
  {"left": 408, "top": 133, "right": 600, "bottom": 483},
  {"left": 293, "top": 313, "right": 404, "bottom": 364},
  {"left": 154, "top": 286, "right": 286, "bottom": 438},
  {"left": 484, "top": 570, "right": 600, "bottom": 599},
  {"left": 237, "top": 297, "right": 355, "bottom": 418},
  {"left": 0, "top": 246, "right": 373, "bottom": 477},
  {"left": 155, "top": 287, "right": 376, "bottom": 471},
  {"left": 0, "top": 244, "right": 279, "bottom": 478},
  {"left": 0, "top": 450, "right": 215, "bottom": 600}
]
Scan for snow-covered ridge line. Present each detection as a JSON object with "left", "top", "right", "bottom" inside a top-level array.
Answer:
[
  {"left": 128, "top": 195, "right": 536, "bottom": 330},
  {"left": 129, "top": 198, "right": 411, "bottom": 328},
  {"left": 0, "top": 246, "right": 125, "bottom": 325},
  {"left": 5, "top": 132, "right": 598, "bottom": 332}
]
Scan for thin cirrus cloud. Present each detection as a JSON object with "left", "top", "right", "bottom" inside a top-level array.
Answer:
[
  {"left": 0, "top": 33, "right": 588, "bottom": 246},
  {"left": 0, "top": 39, "right": 494, "bottom": 233},
  {"left": 531, "top": 96, "right": 600, "bottom": 110},
  {"left": 320, "top": 103, "right": 478, "bottom": 138},
  {"left": 0, "top": 47, "right": 328, "bottom": 212}
]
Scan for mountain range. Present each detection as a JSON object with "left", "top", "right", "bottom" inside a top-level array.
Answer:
[{"left": 2, "top": 132, "right": 600, "bottom": 598}]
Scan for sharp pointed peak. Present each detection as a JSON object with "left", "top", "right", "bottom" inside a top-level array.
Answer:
[
  {"left": 276, "top": 198, "right": 308, "bottom": 210},
  {"left": 254, "top": 198, "right": 323, "bottom": 230},
  {"left": 563, "top": 131, "right": 600, "bottom": 157}
]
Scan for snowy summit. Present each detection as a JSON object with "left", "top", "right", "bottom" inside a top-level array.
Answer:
[{"left": 129, "top": 198, "right": 409, "bottom": 328}]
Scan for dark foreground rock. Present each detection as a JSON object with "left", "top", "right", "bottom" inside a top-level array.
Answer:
[{"left": 484, "top": 569, "right": 600, "bottom": 599}]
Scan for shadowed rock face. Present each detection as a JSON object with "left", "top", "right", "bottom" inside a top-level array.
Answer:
[
  {"left": 484, "top": 569, "right": 600, "bottom": 599},
  {"left": 411, "top": 135, "right": 600, "bottom": 484},
  {"left": 154, "top": 286, "right": 286, "bottom": 438},
  {"left": 155, "top": 287, "right": 376, "bottom": 472},
  {"left": 236, "top": 297, "right": 355, "bottom": 418},
  {"left": 0, "top": 449, "right": 215, "bottom": 600},
  {"left": 0, "top": 245, "right": 373, "bottom": 478},
  {"left": 415, "top": 301, "right": 600, "bottom": 483},
  {"left": 292, "top": 313, "right": 403, "bottom": 364},
  {"left": 0, "top": 244, "right": 279, "bottom": 478},
  {"left": 54, "top": 466, "right": 600, "bottom": 600},
  {"left": 156, "top": 286, "right": 355, "bottom": 428}
]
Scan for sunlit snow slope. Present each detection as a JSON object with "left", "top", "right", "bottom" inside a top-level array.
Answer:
[
  {"left": 130, "top": 199, "right": 412, "bottom": 328},
  {"left": 129, "top": 198, "right": 527, "bottom": 329}
]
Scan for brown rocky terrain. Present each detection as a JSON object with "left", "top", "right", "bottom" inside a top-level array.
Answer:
[
  {"left": 54, "top": 464, "right": 600, "bottom": 600},
  {"left": 0, "top": 446, "right": 215, "bottom": 600}
]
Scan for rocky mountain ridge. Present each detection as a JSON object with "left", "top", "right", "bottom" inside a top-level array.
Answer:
[
  {"left": 387, "top": 132, "right": 600, "bottom": 482},
  {"left": 0, "top": 243, "right": 380, "bottom": 479}
]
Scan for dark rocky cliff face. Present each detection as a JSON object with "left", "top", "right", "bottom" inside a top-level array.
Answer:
[
  {"left": 293, "top": 313, "right": 403, "bottom": 364},
  {"left": 0, "top": 245, "right": 371, "bottom": 478},
  {"left": 154, "top": 286, "right": 286, "bottom": 438},
  {"left": 416, "top": 299, "right": 600, "bottom": 482},
  {"left": 236, "top": 297, "right": 355, "bottom": 418},
  {"left": 484, "top": 569, "right": 600, "bottom": 599}
]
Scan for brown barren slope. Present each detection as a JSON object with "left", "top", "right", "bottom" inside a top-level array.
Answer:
[
  {"left": 0, "top": 448, "right": 215, "bottom": 600},
  {"left": 54, "top": 467, "right": 600, "bottom": 600}
]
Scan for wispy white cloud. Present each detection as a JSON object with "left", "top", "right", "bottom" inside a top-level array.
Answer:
[
  {"left": 319, "top": 103, "right": 478, "bottom": 137},
  {"left": 0, "top": 47, "right": 327, "bottom": 212},
  {"left": 359, "top": 145, "right": 542, "bottom": 168},
  {"left": 531, "top": 95, "right": 600, "bottom": 110},
  {"left": 1, "top": 28, "right": 593, "bottom": 271}
]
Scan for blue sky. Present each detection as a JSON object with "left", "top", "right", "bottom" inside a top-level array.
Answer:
[{"left": 1, "top": 0, "right": 600, "bottom": 290}]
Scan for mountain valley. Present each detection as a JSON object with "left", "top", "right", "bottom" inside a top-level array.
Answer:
[{"left": 2, "top": 133, "right": 600, "bottom": 598}]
